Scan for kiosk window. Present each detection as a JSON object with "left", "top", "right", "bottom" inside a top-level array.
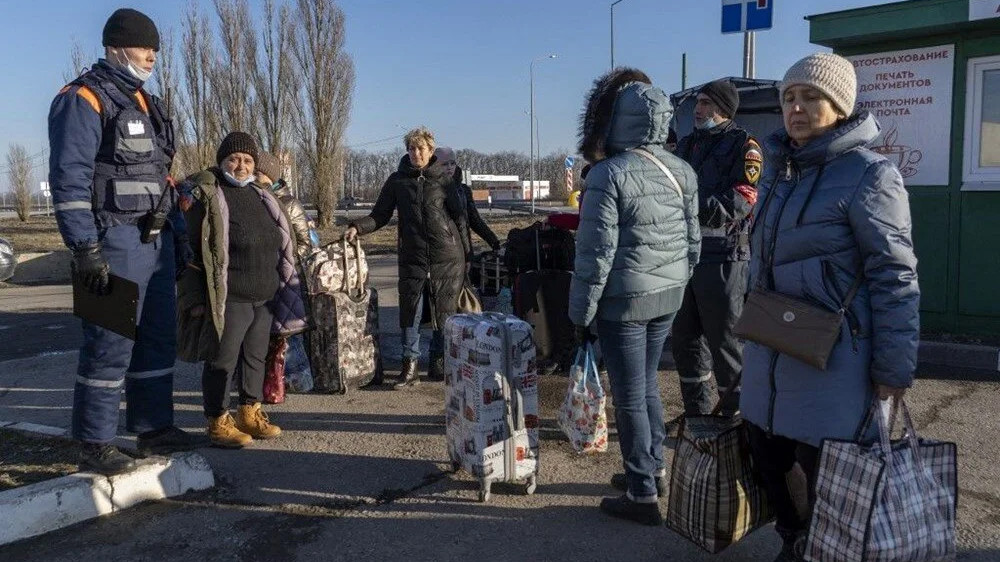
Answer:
[{"left": 964, "top": 56, "right": 1000, "bottom": 189}]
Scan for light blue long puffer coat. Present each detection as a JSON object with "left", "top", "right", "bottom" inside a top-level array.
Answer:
[{"left": 740, "top": 111, "right": 920, "bottom": 447}]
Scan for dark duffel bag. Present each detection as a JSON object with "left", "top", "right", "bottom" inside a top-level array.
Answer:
[
  {"left": 513, "top": 269, "right": 575, "bottom": 368},
  {"left": 504, "top": 222, "right": 575, "bottom": 274}
]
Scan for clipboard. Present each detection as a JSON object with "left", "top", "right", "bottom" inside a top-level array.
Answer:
[{"left": 72, "top": 273, "right": 140, "bottom": 340}]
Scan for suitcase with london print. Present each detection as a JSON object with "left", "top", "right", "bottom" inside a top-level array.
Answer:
[{"left": 443, "top": 312, "right": 539, "bottom": 502}]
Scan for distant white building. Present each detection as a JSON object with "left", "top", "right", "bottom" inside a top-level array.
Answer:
[{"left": 466, "top": 174, "right": 550, "bottom": 201}]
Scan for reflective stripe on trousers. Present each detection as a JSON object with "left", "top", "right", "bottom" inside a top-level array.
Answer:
[{"left": 73, "top": 223, "right": 176, "bottom": 443}]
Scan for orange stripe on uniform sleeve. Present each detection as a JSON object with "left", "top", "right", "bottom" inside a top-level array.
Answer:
[
  {"left": 134, "top": 92, "right": 149, "bottom": 114},
  {"left": 73, "top": 86, "right": 102, "bottom": 114}
]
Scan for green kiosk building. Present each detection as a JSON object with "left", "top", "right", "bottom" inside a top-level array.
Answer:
[{"left": 806, "top": 0, "right": 1000, "bottom": 337}]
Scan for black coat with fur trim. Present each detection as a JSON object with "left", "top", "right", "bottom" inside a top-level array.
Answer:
[{"left": 352, "top": 156, "right": 469, "bottom": 330}]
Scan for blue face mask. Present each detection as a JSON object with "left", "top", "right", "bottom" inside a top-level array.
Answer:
[
  {"left": 223, "top": 171, "right": 255, "bottom": 187},
  {"left": 697, "top": 117, "right": 720, "bottom": 130}
]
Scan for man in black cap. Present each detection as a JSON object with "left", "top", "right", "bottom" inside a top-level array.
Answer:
[
  {"left": 48, "top": 8, "right": 199, "bottom": 475},
  {"left": 672, "top": 79, "right": 761, "bottom": 418}
]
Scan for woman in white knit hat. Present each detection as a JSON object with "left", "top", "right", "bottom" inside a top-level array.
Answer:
[{"left": 739, "top": 53, "right": 920, "bottom": 561}]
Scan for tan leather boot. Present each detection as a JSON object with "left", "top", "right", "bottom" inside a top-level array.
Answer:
[
  {"left": 207, "top": 412, "right": 253, "bottom": 448},
  {"left": 235, "top": 402, "right": 282, "bottom": 439}
]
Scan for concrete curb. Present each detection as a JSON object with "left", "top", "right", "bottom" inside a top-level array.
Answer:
[
  {"left": 918, "top": 340, "right": 1000, "bottom": 372},
  {"left": 0, "top": 423, "right": 215, "bottom": 546}
]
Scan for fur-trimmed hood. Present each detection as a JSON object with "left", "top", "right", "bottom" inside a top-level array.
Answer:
[{"left": 578, "top": 68, "right": 673, "bottom": 163}]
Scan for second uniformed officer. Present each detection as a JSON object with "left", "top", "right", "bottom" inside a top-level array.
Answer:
[
  {"left": 48, "top": 8, "right": 199, "bottom": 474},
  {"left": 672, "top": 79, "right": 761, "bottom": 417}
]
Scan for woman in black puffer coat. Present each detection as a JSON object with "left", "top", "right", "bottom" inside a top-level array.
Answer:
[{"left": 345, "top": 127, "right": 469, "bottom": 389}]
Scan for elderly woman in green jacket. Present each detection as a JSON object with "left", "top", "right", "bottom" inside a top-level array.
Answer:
[{"left": 177, "top": 132, "right": 307, "bottom": 448}]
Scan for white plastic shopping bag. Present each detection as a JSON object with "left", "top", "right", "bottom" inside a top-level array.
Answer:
[{"left": 557, "top": 343, "right": 608, "bottom": 454}]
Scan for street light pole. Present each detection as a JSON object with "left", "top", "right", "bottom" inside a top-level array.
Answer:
[
  {"left": 529, "top": 54, "right": 556, "bottom": 214},
  {"left": 610, "top": 0, "right": 627, "bottom": 69}
]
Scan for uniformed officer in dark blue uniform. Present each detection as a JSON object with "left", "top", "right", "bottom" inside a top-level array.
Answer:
[
  {"left": 48, "top": 8, "right": 199, "bottom": 474},
  {"left": 672, "top": 79, "right": 762, "bottom": 418}
]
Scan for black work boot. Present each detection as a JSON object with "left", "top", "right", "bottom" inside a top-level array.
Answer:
[
  {"left": 79, "top": 443, "right": 137, "bottom": 476},
  {"left": 598, "top": 494, "right": 663, "bottom": 526},
  {"left": 427, "top": 355, "right": 445, "bottom": 382},
  {"left": 136, "top": 425, "right": 206, "bottom": 457},
  {"left": 610, "top": 473, "right": 667, "bottom": 497},
  {"left": 394, "top": 358, "right": 421, "bottom": 390},
  {"left": 773, "top": 529, "right": 807, "bottom": 562}
]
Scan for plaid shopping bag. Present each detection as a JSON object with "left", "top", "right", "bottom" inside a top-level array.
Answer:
[
  {"left": 805, "top": 399, "right": 957, "bottom": 562},
  {"left": 665, "top": 415, "right": 773, "bottom": 553}
]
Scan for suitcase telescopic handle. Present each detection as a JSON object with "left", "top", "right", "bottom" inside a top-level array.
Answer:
[{"left": 340, "top": 237, "right": 365, "bottom": 298}]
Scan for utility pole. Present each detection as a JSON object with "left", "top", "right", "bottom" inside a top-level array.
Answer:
[
  {"left": 610, "top": 0, "right": 628, "bottom": 69},
  {"left": 743, "top": 31, "right": 756, "bottom": 79},
  {"left": 681, "top": 52, "right": 688, "bottom": 90},
  {"left": 529, "top": 54, "right": 556, "bottom": 214}
]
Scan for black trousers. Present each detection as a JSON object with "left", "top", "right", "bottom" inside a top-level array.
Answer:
[
  {"left": 671, "top": 260, "right": 748, "bottom": 416},
  {"left": 747, "top": 422, "right": 819, "bottom": 540},
  {"left": 202, "top": 300, "right": 273, "bottom": 418}
]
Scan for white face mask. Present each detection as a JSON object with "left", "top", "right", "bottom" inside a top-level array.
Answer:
[
  {"left": 224, "top": 171, "right": 256, "bottom": 188},
  {"left": 697, "top": 117, "right": 720, "bottom": 130},
  {"left": 113, "top": 49, "right": 152, "bottom": 82}
]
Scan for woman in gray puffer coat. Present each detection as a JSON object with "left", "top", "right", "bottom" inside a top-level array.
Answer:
[
  {"left": 741, "top": 53, "right": 920, "bottom": 561},
  {"left": 569, "top": 68, "right": 700, "bottom": 526}
]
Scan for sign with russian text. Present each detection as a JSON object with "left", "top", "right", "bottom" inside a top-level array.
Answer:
[
  {"left": 969, "top": 0, "right": 1000, "bottom": 21},
  {"left": 847, "top": 45, "right": 955, "bottom": 185}
]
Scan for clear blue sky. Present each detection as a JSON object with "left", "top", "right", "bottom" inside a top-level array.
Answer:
[{"left": 0, "top": 0, "right": 890, "bottom": 186}]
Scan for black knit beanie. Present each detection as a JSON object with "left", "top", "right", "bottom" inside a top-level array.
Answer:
[
  {"left": 103, "top": 9, "right": 160, "bottom": 51},
  {"left": 216, "top": 132, "right": 259, "bottom": 166},
  {"left": 699, "top": 79, "right": 739, "bottom": 119}
]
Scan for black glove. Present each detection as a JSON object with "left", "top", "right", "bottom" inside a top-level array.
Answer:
[
  {"left": 71, "top": 244, "right": 111, "bottom": 295},
  {"left": 175, "top": 236, "right": 194, "bottom": 278},
  {"left": 574, "top": 324, "right": 596, "bottom": 347}
]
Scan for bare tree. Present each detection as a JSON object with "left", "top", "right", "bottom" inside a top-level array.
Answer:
[
  {"left": 180, "top": 3, "right": 221, "bottom": 171},
  {"left": 6, "top": 145, "right": 33, "bottom": 222},
  {"left": 291, "top": 0, "right": 354, "bottom": 227},
  {"left": 63, "top": 39, "right": 88, "bottom": 83},
  {"left": 151, "top": 29, "right": 188, "bottom": 175},
  {"left": 252, "top": 0, "right": 299, "bottom": 155},
  {"left": 211, "top": 0, "right": 255, "bottom": 135}
]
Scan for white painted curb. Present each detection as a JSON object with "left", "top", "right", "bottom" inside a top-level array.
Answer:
[{"left": 0, "top": 452, "right": 214, "bottom": 546}]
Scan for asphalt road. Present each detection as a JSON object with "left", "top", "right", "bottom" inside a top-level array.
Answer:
[{"left": 1, "top": 259, "right": 998, "bottom": 560}]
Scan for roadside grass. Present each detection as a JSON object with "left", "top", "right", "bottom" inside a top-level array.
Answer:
[
  {"left": 1, "top": 213, "right": 543, "bottom": 256},
  {"left": 0, "top": 216, "right": 66, "bottom": 253},
  {"left": 0, "top": 428, "right": 80, "bottom": 491},
  {"left": 315, "top": 213, "right": 541, "bottom": 255}
]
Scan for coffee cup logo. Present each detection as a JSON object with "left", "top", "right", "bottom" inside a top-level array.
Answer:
[{"left": 871, "top": 126, "right": 922, "bottom": 178}]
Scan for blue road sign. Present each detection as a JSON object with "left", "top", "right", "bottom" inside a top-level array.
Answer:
[
  {"left": 564, "top": 156, "right": 575, "bottom": 169},
  {"left": 722, "top": 0, "right": 773, "bottom": 34}
]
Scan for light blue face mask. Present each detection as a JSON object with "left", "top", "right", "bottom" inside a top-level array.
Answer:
[
  {"left": 697, "top": 117, "right": 721, "bottom": 130},
  {"left": 224, "top": 171, "right": 256, "bottom": 187}
]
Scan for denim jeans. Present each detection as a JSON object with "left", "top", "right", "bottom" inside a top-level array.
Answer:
[
  {"left": 597, "top": 313, "right": 675, "bottom": 502},
  {"left": 402, "top": 290, "right": 443, "bottom": 360}
]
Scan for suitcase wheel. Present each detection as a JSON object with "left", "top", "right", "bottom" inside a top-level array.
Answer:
[
  {"left": 524, "top": 476, "right": 537, "bottom": 496},
  {"left": 478, "top": 480, "right": 492, "bottom": 503}
]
